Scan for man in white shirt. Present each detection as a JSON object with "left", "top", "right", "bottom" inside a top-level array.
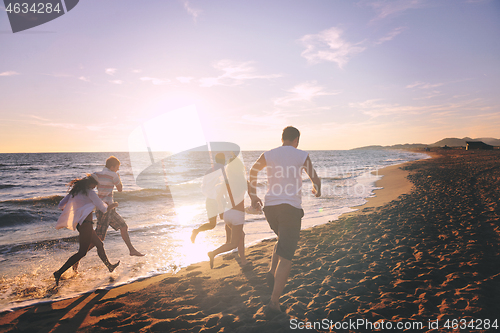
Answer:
[{"left": 249, "top": 126, "right": 321, "bottom": 314}]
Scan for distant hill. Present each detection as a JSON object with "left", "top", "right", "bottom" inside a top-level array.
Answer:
[
  {"left": 429, "top": 137, "right": 500, "bottom": 147},
  {"left": 353, "top": 137, "right": 500, "bottom": 150}
]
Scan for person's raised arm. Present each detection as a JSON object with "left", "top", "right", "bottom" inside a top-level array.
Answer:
[
  {"left": 248, "top": 153, "right": 267, "bottom": 208},
  {"left": 303, "top": 155, "right": 321, "bottom": 197}
]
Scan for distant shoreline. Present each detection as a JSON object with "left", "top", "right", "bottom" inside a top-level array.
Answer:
[{"left": 352, "top": 136, "right": 500, "bottom": 151}]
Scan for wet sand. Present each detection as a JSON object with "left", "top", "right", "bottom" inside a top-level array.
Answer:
[{"left": 1, "top": 149, "right": 499, "bottom": 332}]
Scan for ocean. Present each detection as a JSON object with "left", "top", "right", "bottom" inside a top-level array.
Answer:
[{"left": 0, "top": 150, "right": 428, "bottom": 312}]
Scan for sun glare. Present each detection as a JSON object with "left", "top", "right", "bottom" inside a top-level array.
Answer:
[
  {"left": 173, "top": 204, "right": 200, "bottom": 225},
  {"left": 128, "top": 105, "right": 209, "bottom": 185},
  {"left": 177, "top": 230, "right": 215, "bottom": 266},
  {"left": 143, "top": 105, "right": 206, "bottom": 155}
]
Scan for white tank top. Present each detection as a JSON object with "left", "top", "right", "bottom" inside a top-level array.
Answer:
[{"left": 264, "top": 146, "right": 309, "bottom": 209}]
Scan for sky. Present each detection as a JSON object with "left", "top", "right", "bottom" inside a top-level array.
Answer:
[{"left": 1, "top": 0, "right": 499, "bottom": 153}]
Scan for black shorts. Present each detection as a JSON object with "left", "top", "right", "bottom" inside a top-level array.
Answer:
[{"left": 263, "top": 204, "right": 304, "bottom": 261}]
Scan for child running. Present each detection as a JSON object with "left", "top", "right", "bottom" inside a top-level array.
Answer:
[{"left": 54, "top": 174, "right": 120, "bottom": 286}]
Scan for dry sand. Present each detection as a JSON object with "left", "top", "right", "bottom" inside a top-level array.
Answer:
[{"left": 1, "top": 149, "right": 499, "bottom": 332}]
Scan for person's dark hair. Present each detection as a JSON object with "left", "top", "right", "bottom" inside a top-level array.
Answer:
[
  {"left": 68, "top": 175, "right": 98, "bottom": 197},
  {"left": 105, "top": 156, "right": 121, "bottom": 169},
  {"left": 282, "top": 126, "right": 300, "bottom": 142},
  {"left": 215, "top": 153, "right": 225, "bottom": 165}
]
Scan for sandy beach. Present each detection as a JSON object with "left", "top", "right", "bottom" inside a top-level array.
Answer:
[{"left": 1, "top": 149, "right": 499, "bottom": 332}]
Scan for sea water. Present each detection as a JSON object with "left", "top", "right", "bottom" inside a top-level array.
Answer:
[{"left": 0, "top": 150, "right": 428, "bottom": 312}]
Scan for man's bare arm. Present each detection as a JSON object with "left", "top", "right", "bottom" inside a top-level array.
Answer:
[
  {"left": 303, "top": 155, "right": 321, "bottom": 197},
  {"left": 248, "top": 154, "right": 267, "bottom": 207}
]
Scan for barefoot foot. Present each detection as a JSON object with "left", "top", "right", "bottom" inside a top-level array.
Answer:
[
  {"left": 191, "top": 230, "right": 198, "bottom": 243},
  {"left": 129, "top": 250, "right": 145, "bottom": 256},
  {"left": 267, "top": 301, "right": 282, "bottom": 313},
  {"left": 108, "top": 261, "right": 120, "bottom": 273},
  {"left": 208, "top": 251, "right": 214, "bottom": 269},
  {"left": 53, "top": 271, "right": 61, "bottom": 286}
]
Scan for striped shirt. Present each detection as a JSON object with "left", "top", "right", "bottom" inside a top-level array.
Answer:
[{"left": 95, "top": 167, "right": 122, "bottom": 204}]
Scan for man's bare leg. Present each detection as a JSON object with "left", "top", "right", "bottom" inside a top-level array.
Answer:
[
  {"left": 269, "top": 255, "right": 292, "bottom": 312},
  {"left": 120, "top": 226, "right": 144, "bottom": 256},
  {"left": 266, "top": 244, "right": 279, "bottom": 288}
]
